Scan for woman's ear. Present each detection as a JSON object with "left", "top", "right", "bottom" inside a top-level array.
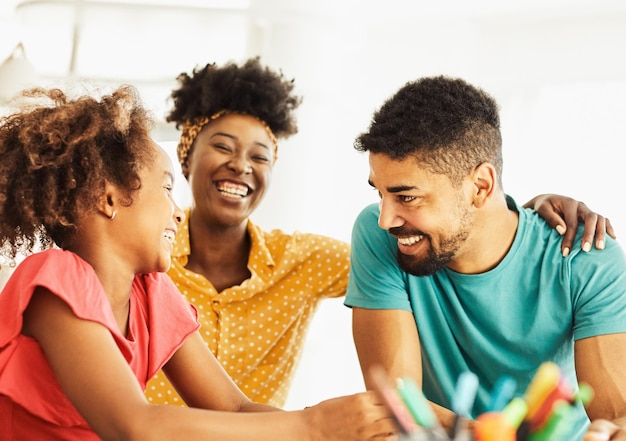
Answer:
[
  {"left": 181, "top": 150, "right": 193, "bottom": 180},
  {"left": 181, "top": 162, "right": 190, "bottom": 180},
  {"left": 471, "top": 162, "right": 496, "bottom": 208}
]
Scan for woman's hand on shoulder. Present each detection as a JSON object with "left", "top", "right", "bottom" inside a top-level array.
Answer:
[{"left": 524, "top": 193, "right": 616, "bottom": 257}]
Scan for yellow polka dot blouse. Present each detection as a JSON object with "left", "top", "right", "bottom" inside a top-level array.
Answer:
[{"left": 145, "top": 210, "right": 350, "bottom": 407}]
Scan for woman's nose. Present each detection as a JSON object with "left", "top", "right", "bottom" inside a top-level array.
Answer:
[{"left": 228, "top": 156, "right": 252, "bottom": 174}]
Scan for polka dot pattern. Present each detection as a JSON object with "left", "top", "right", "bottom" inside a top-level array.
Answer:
[{"left": 145, "top": 214, "right": 350, "bottom": 407}]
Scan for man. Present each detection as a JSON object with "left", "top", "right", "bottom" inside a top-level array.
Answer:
[{"left": 345, "top": 75, "right": 626, "bottom": 439}]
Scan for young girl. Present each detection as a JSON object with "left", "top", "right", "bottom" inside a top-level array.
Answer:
[{"left": 0, "top": 85, "right": 395, "bottom": 440}]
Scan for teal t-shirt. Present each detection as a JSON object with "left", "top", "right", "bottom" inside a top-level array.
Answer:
[{"left": 345, "top": 199, "right": 626, "bottom": 439}]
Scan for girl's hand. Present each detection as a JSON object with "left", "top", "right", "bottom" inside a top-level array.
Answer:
[
  {"left": 304, "top": 390, "right": 399, "bottom": 441},
  {"left": 584, "top": 418, "right": 626, "bottom": 441}
]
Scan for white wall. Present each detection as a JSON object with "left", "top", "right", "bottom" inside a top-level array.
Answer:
[
  {"left": 2, "top": 0, "right": 625, "bottom": 410},
  {"left": 240, "top": 3, "right": 626, "bottom": 410}
]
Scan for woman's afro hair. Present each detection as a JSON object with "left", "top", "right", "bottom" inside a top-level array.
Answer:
[{"left": 167, "top": 56, "right": 302, "bottom": 139}]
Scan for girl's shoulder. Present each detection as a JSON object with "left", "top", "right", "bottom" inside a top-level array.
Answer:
[{"left": 2, "top": 248, "right": 107, "bottom": 319}]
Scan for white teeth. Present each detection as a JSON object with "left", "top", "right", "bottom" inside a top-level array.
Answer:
[
  {"left": 217, "top": 182, "right": 248, "bottom": 198},
  {"left": 219, "top": 189, "right": 246, "bottom": 199},
  {"left": 398, "top": 235, "right": 423, "bottom": 245}
]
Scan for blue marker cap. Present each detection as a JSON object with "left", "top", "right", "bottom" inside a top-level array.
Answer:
[
  {"left": 452, "top": 371, "right": 479, "bottom": 418},
  {"left": 487, "top": 376, "right": 517, "bottom": 412}
]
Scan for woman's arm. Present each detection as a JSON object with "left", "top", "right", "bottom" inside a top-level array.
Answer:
[{"left": 524, "top": 194, "right": 616, "bottom": 257}]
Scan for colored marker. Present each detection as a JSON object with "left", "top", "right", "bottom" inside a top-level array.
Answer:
[
  {"left": 528, "top": 377, "right": 574, "bottom": 430},
  {"left": 524, "top": 362, "right": 561, "bottom": 420},
  {"left": 473, "top": 412, "right": 517, "bottom": 441},
  {"left": 575, "top": 382, "right": 594, "bottom": 407},
  {"left": 473, "top": 396, "right": 527, "bottom": 441},
  {"left": 487, "top": 376, "right": 517, "bottom": 412},
  {"left": 501, "top": 397, "right": 528, "bottom": 429},
  {"left": 395, "top": 377, "right": 449, "bottom": 440},
  {"left": 396, "top": 377, "right": 438, "bottom": 428},
  {"left": 526, "top": 400, "right": 577, "bottom": 441},
  {"left": 369, "top": 365, "right": 419, "bottom": 435},
  {"left": 449, "top": 371, "right": 479, "bottom": 438},
  {"left": 452, "top": 428, "right": 473, "bottom": 441}
]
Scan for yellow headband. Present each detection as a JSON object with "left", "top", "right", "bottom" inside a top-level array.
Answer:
[{"left": 177, "top": 111, "right": 279, "bottom": 169}]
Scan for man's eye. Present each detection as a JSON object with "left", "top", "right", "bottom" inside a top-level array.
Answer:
[{"left": 399, "top": 195, "right": 416, "bottom": 202}]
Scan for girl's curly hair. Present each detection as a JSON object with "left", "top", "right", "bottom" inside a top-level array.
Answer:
[
  {"left": 167, "top": 57, "right": 301, "bottom": 137},
  {"left": 0, "top": 85, "right": 155, "bottom": 260}
]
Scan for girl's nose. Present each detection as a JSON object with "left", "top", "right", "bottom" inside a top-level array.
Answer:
[{"left": 173, "top": 202, "right": 185, "bottom": 225}]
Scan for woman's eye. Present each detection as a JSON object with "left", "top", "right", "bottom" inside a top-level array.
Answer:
[
  {"left": 214, "top": 144, "right": 231, "bottom": 152},
  {"left": 252, "top": 155, "right": 270, "bottom": 163}
]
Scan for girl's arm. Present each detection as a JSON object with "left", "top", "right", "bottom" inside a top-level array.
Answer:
[
  {"left": 161, "top": 331, "right": 276, "bottom": 412},
  {"left": 22, "top": 287, "right": 396, "bottom": 441}
]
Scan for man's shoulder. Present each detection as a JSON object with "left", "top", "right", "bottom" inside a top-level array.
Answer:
[
  {"left": 358, "top": 202, "right": 380, "bottom": 218},
  {"left": 517, "top": 205, "right": 568, "bottom": 245},
  {"left": 352, "top": 203, "right": 382, "bottom": 232}
]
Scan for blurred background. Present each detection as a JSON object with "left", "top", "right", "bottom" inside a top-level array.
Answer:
[{"left": 1, "top": 0, "right": 625, "bottom": 409}]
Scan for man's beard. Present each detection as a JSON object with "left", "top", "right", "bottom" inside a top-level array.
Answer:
[
  {"left": 396, "top": 238, "right": 455, "bottom": 276},
  {"left": 394, "top": 206, "right": 471, "bottom": 277}
]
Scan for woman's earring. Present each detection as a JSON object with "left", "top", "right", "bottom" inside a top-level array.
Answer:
[{"left": 110, "top": 211, "right": 116, "bottom": 220}]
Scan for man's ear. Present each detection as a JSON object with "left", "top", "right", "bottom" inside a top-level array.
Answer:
[
  {"left": 471, "top": 162, "right": 496, "bottom": 208},
  {"left": 97, "top": 181, "right": 118, "bottom": 220}
]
